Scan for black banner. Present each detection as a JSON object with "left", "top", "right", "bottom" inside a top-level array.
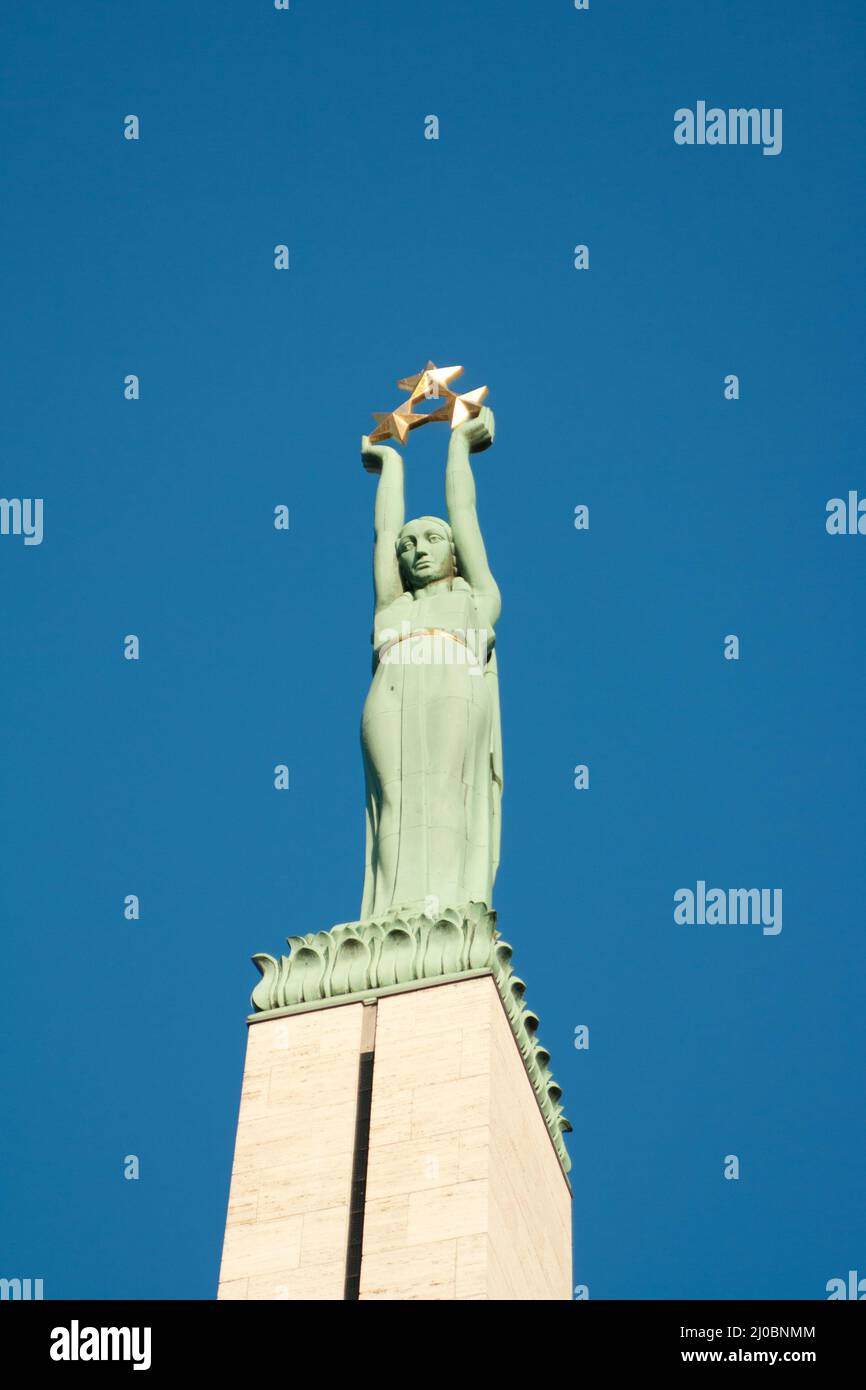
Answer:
[{"left": 2, "top": 1298, "right": 861, "bottom": 1373}]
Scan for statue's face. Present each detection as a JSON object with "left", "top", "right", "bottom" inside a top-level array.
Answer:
[{"left": 397, "top": 518, "right": 454, "bottom": 589}]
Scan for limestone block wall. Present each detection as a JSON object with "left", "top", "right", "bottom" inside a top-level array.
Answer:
[
  {"left": 358, "top": 976, "right": 572, "bottom": 1300},
  {"left": 218, "top": 1002, "right": 365, "bottom": 1300}
]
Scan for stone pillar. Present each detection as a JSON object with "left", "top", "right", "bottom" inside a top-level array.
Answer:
[{"left": 218, "top": 968, "right": 571, "bottom": 1301}]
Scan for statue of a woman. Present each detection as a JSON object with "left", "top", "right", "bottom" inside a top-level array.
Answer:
[{"left": 359, "top": 407, "right": 503, "bottom": 921}]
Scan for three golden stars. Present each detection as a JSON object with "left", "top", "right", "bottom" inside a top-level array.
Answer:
[{"left": 368, "top": 361, "right": 489, "bottom": 444}]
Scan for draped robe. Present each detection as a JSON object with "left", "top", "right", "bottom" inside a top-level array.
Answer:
[{"left": 360, "top": 578, "right": 502, "bottom": 920}]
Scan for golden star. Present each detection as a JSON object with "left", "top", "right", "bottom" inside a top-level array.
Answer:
[
  {"left": 368, "top": 402, "right": 429, "bottom": 444},
  {"left": 420, "top": 384, "right": 489, "bottom": 429},
  {"left": 398, "top": 360, "right": 465, "bottom": 404},
  {"left": 447, "top": 385, "right": 489, "bottom": 428}
]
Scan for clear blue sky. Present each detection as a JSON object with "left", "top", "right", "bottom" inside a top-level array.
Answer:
[{"left": 2, "top": 1, "right": 864, "bottom": 1300}]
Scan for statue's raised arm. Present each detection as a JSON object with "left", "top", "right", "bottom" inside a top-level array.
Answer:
[
  {"left": 362, "top": 435, "right": 405, "bottom": 612},
  {"left": 445, "top": 407, "right": 501, "bottom": 626}
]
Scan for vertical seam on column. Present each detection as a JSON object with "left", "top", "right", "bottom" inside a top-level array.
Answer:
[{"left": 343, "top": 1046, "right": 375, "bottom": 1300}]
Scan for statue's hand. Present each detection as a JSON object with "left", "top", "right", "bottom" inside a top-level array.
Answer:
[
  {"left": 452, "top": 406, "right": 495, "bottom": 454},
  {"left": 361, "top": 435, "right": 402, "bottom": 475}
]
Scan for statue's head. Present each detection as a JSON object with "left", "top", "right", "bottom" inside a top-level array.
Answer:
[{"left": 396, "top": 516, "right": 458, "bottom": 591}]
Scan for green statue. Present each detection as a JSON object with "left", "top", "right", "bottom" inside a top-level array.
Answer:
[{"left": 360, "top": 407, "right": 503, "bottom": 921}]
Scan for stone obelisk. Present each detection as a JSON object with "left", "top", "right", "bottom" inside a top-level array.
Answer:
[{"left": 218, "top": 387, "right": 572, "bottom": 1300}]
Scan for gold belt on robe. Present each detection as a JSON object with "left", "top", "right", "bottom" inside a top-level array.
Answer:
[{"left": 377, "top": 627, "right": 474, "bottom": 662}]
